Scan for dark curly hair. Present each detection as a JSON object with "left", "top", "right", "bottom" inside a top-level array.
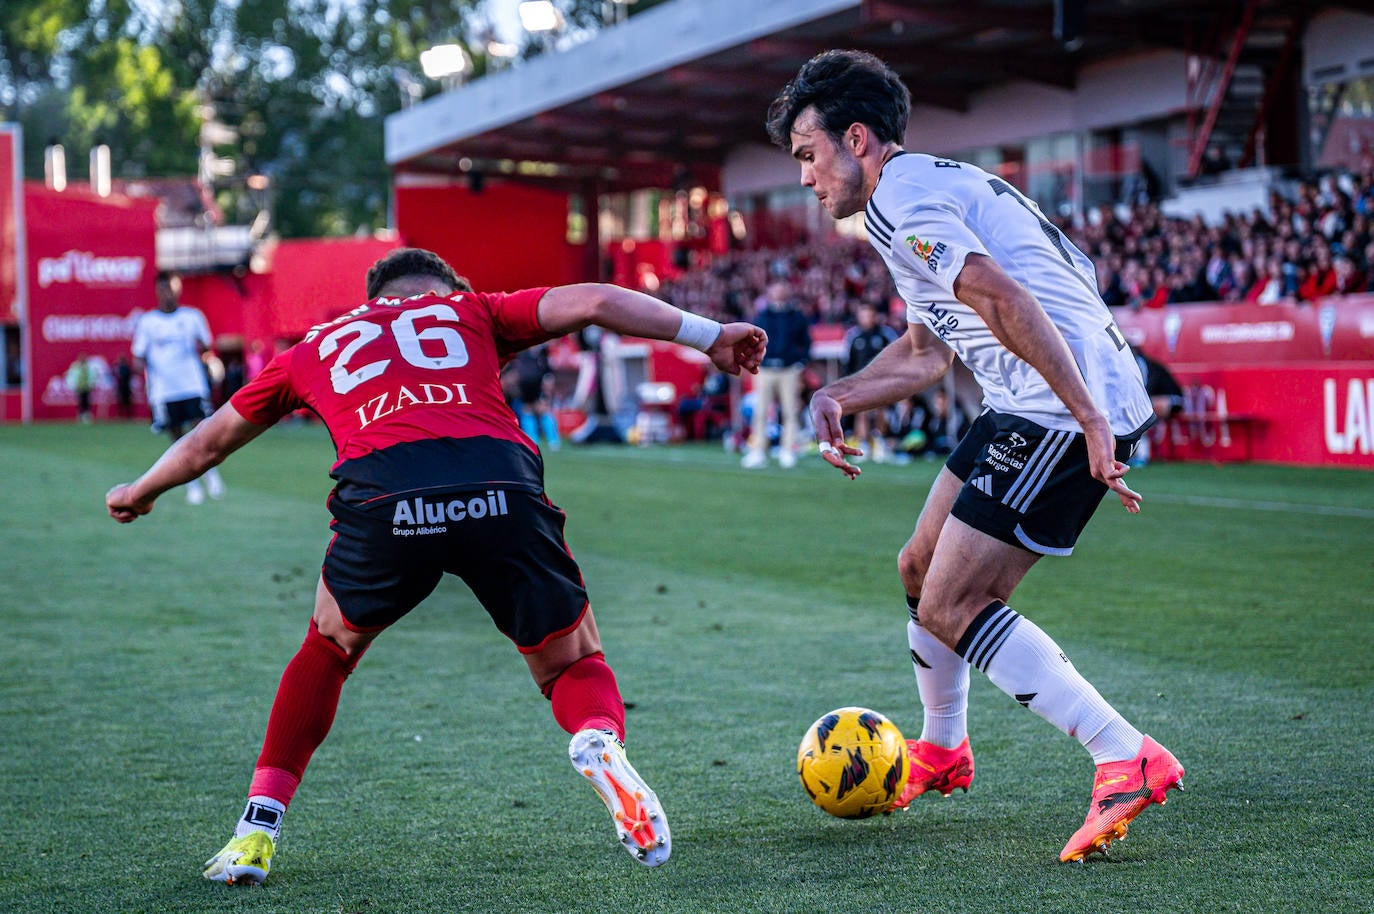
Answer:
[
  {"left": 365, "top": 247, "right": 472, "bottom": 299},
  {"left": 766, "top": 50, "right": 910, "bottom": 150}
]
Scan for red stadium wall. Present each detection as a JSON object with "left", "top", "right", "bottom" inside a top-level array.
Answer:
[
  {"left": 1116, "top": 298, "right": 1374, "bottom": 468},
  {"left": 23, "top": 184, "right": 158, "bottom": 421},
  {"left": 394, "top": 180, "right": 584, "bottom": 291},
  {"left": 180, "top": 236, "right": 403, "bottom": 348}
]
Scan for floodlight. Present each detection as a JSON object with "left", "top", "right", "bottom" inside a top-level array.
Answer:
[
  {"left": 420, "top": 44, "right": 472, "bottom": 80},
  {"left": 519, "top": 1, "right": 565, "bottom": 34}
]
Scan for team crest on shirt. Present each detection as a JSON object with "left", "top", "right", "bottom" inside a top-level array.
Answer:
[{"left": 906, "top": 235, "right": 948, "bottom": 274}]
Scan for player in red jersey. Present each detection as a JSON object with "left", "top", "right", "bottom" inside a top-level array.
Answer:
[{"left": 105, "top": 248, "right": 768, "bottom": 881}]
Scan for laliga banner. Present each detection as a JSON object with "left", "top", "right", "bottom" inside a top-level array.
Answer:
[
  {"left": 1155, "top": 363, "right": 1374, "bottom": 468},
  {"left": 23, "top": 184, "right": 158, "bottom": 420}
]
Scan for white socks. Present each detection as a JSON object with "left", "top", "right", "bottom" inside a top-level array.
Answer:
[
  {"left": 235, "top": 796, "right": 286, "bottom": 841},
  {"left": 955, "top": 601, "right": 1142, "bottom": 765},
  {"left": 906, "top": 597, "right": 969, "bottom": 749}
]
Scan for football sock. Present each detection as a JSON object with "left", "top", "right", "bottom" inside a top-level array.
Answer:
[
  {"left": 254, "top": 620, "right": 365, "bottom": 793},
  {"left": 906, "top": 596, "right": 969, "bottom": 749},
  {"left": 956, "top": 601, "right": 1143, "bottom": 765},
  {"left": 549, "top": 652, "right": 625, "bottom": 743},
  {"left": 234, "top": 795, "right": 286, "bottom": 840}
]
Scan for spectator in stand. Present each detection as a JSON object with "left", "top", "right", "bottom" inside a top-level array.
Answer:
[
  {"left": 1142, "top": 266, "right": 1170, "bottom": 309},
  {"left": 741, "top": 278, "right": 811, "bottom": 469},
  {"left": 1300, "top": 247, "right": 1338, "bottom": 302},
  {"left": 1332, "top": 253, "right": 1365, "bottom": 296},
  {"left": 1249, "top": 258, "right": 1287, "bottom": 305}
]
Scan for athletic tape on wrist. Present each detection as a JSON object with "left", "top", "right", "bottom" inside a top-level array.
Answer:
[{"left": 673, "top": 311, "right": 722, "bottom": 352}]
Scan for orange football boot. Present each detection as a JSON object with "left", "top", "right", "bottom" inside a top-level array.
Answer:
[
  {"left": 893, "top": 736, "right": 974, "bottom": 809},
  {"left": 1060, "top": 735, "right": 1184, "bottom": 862}
]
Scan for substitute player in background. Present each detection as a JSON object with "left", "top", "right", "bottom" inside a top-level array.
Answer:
[
  {"left": 106, "top": 248, "right": 767, "bottom": 882},
  {"left": 767, "top": 51, "right": 1183, "bottom": 862},
  {"left": 131, "top": 271, "right": 225, "bottom": 504}
]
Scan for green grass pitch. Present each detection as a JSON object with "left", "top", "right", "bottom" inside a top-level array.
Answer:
[{"left": 2, "top": 421, "right": 1371, "bottom": 913}]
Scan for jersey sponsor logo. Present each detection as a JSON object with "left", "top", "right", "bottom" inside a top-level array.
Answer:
[
  {"left": 905, "top": 235, "right": 948, "bottom": 273},
  {"left": 920, "top": 301, "right": 960, "bottom": 341},
  {"left": 985, "top": 443, "right": 1027, "bottom": 473},
  {"left": 355, "top": 382, "right": 472, "bottom": 428},
  {"left": 391, "top": 490, "right": 509, "bottom": 536}
]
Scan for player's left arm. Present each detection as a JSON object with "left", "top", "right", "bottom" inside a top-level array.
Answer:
[
  {"left": 953, "top": 253, "right": 1140, "bottom": 512},
  {"left": 535, "top": 283, "right": 767, "bottom": 376},
  {"left": 106, "top": 404, "right": 270, "bottom": 523}
]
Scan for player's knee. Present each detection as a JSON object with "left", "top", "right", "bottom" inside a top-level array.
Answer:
[
  {"left": 305, "top": 618, "right": 371, "bottom": 670},
  {"left": 909, "top": 589, "right": 976, "bottom": 648},
  {"left": 897, "top": 541, "right": 929, "bottom": 594},
  {"left": 528, "top": 611, "right": 603, "bottom": 696},
  {"left": 534, "top": 646, "right": 604, "bottom": 698}
]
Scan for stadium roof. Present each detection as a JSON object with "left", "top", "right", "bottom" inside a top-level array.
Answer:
[{"left": 384, "top": 0, "right": 1351, "bottom": 192}]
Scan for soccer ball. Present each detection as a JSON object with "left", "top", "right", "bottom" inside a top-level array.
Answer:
[{"left": 797, "top": 707, "right": 907, "bottom": 819}]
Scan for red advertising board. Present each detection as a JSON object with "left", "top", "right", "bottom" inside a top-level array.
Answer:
[
  {"left": 23, "top": 184, "right": 158, "bottom": 420},
  {"left": 1115, "top": 298, "right": 1374, "bottom": 467},
  {"left": 1116, "top": 298, "right": 1374, "bottom": 365},
  {"left": 0, "top": 126, "right": 20, "bottom": 324},
  {"left": 1151, "top": 363, "right": 1374, "bottom": 468},
  {"left": 0, "top": 126, "right": 24, "bottom": 420}
]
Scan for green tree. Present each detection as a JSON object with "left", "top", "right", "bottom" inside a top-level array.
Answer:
[{"left": 0, "top": 1, "right": 658, "bottom": 239}]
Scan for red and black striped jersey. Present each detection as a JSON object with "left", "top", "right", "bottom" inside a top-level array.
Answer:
[{"left": 230, "top": 287, "right": 554, "bottom": 505}]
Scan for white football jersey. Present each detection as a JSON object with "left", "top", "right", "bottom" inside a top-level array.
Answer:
[
  {"left": 131, "top": 306, "right": 212, "bottom": 404},
  {"left": 865, "top": 152, "right": 1153, "bottom": 436}
]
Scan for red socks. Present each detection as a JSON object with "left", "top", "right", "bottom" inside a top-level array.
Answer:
[
  {"left": 250, "top": 620, "right": 364, "bottom": 806},
  {"left": 549, "top": 652, "right": 626, "bottom": 742},
  {"left": 246, "top": 634, "right": 623, "bottom": 812}
]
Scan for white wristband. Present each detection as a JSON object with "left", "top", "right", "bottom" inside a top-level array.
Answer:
[{"left": 673, "top": 310, "right": 722, "bottom": 352}]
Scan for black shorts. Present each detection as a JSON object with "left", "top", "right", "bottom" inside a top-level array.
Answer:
[
  {"left": 322, "top": 488, "right": 589, "bottom": 649},
  {"left": 945, "top": 409, "right": 1141, "bottom": 556},
  {"left": 152, "top": 396, "right": 211, "bottom": 432}
]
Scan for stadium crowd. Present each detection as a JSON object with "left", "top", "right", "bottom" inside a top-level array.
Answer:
[{"left": 654, "top": 164, "right": 1374, "bottom": 331}]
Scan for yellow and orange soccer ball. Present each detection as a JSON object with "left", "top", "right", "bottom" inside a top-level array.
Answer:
[{"left": 797, "top": 706, "right": 907, "bottom": 819}]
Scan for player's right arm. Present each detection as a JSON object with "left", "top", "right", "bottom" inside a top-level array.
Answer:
[
  {"left": 535, "top": 283, "right": 767, "bottom": 376},
  {"left": 105, "top": 404, "right": 270, "bottom": 522},
  {"left": 810, "top": 323, "right": 954, "bottom": 479}
]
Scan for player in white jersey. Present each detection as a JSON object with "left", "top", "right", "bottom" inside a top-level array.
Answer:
[
  {"left": 131, "top": 271, "right": 225, "bottom": 503},
  {"left": 767, "top": 50, "right": 1182, "bottom": 862}
]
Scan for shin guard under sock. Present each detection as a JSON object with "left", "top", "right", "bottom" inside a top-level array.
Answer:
[
  {"left": 549, "top": 652, "right": 626, "bottom": 743},
  {"left": 906, "top": 595, "right": 970, "bottom": 749},
  {"left": 956, "top": 601, "right": 1142, "bottom": 764},
  {"left": 254, "top": 620, "right": 363, "bottom": 797}
]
